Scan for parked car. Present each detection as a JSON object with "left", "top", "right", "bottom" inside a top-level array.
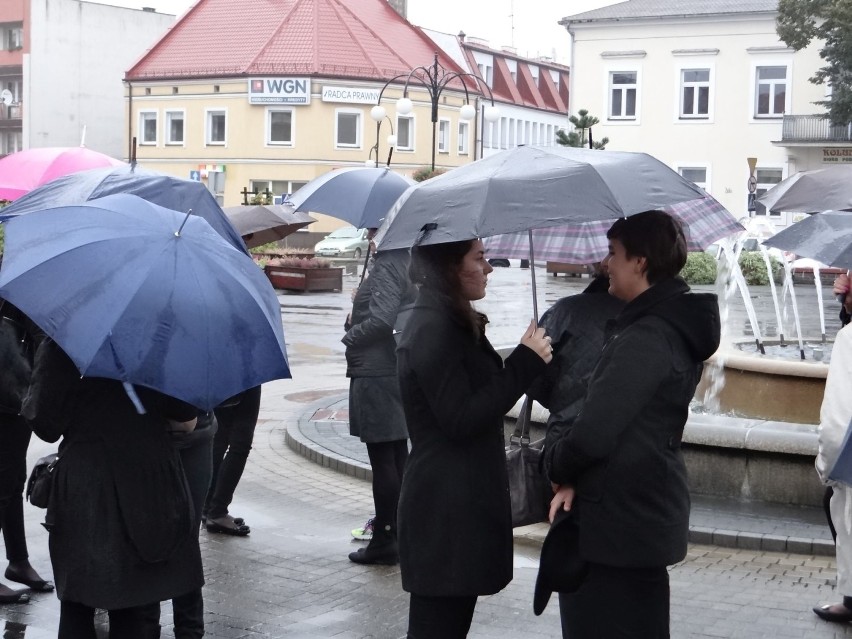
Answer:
[{"left": 314, "top": 226, "right": 370, "bottom": 258}]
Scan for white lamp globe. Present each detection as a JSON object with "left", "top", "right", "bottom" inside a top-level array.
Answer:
[
  {"left": 459, "top": 103, "right": 476, "bottom": 121},
  {"left": 370, "top": 105, "right": 386, "bottom": 122},
  {"left": 386, "top": 134, "right": 398, "bottom": 148},
  {"left": 396, "top": 97, "right": 413, "bottom": 115},
  {"left": 484, "top": 105, "right": 500, "bottom": 122},
  {"left": 365, "top": 158, "right": 375, "bottom": 167}
]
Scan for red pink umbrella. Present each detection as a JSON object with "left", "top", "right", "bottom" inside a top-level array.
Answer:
[{"left": 0, "top": 147, "right": 125, "bottom": 201}]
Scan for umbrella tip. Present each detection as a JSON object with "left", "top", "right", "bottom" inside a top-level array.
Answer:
[{"left": 175, "top": 209, "right": 193, "bottom": 237}]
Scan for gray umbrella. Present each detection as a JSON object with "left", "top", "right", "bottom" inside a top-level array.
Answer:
[
  {"left": 223, "top": 204, "right": 316, "bottom": 249},
  {"left": 375, "top": 145, "right": 708, "bottom": 251},
  {"left": 763, "top": 211, "right": 852, "bottom": 268},
  {"left": 756, "top": 165, "right": 852, "bottom": 214}
]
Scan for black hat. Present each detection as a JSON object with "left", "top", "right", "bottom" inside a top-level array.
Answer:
[{"left": 533, "top": 509, "right": 588, "bottom": 616}]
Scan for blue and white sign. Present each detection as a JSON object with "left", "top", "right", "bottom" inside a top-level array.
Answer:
[
  {"left": 248, "top": 78, "right": 311, "bottom": 105},
  {"left": 189, "top": 170, "right": 201, "bottom": 182}
]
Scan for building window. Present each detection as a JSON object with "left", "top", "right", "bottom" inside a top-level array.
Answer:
[
  {"left": 206, "top": 109, "right": 226, "bottom": 145},
  {"left": 6, "top": 26, "right": 22, "bottom": 51},
  {"left": 609, "top": 71, "right": 637, "bottom": 119},
  {"left": 680, "top": 69, "right": 710, "bottom": 118},
  {"left": 397, "top": 115, "right": 414, "bottom": 151},
  {"left": 754, "top": 168, "right": 783, "bottom": 216},
  {"left": 458, "top": 121, "right": 469, "bottom": 155},
  {"left": 755, "top": 66, "right": 787, "bottom": 117},
  {"left": 251, "top": 180, "right": 308, "bottom": 202},
  {"left": 335, "top": 110, "right": 361, "bottom": 148},
  {"left": 438, "top": 119, "right": 450, "bottom": 153},
  {"left": 139, "top": 111, "right": 157, "bottom": 145},
  {"left": 268, "top": 109, "right": 293, "bottom": 146},
  {"left": 165, "top": 111, "right": 184, "bottom": 145},
  {"left": 678, "top": 166, "right": 708, "bottom": 191},
  {"left": 1, "top": 130, "right": 22, "bottom": 155}
]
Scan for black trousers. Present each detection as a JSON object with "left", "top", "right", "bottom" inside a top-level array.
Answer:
[
  {"left": 0, "top": 413, "right": 32, "bottom": 562},
  {"left": 58, "top": 600, "right": 161, "bottom": 639},
  {"left": 559, "top": 562, "right": 670, "bottom": 638},
  {"left": 365, "top": 439, "right": 408, "bottom": 527},
  {"left": 407, "top": 593, "right": 477, "bottom": 639}
]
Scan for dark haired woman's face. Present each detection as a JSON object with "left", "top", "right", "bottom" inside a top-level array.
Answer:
[
  {"left": 603, "top": 238, "right": 648, "bottom": 302},
  {"left": 459, "top": 239, "right": 493, "bottom": 301}
]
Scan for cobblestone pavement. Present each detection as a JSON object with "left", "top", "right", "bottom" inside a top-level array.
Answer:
[{"left": 2, "top": 265, "right": 851, "bottom": 638}]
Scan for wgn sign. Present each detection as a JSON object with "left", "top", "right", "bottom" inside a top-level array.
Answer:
[{"left": 248, "top": 78, "right": 311, "bottom": 105}]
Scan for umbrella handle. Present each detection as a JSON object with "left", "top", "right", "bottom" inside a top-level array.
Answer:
[
  {"left": 528, "top": 229, "right": 539, "bottom": 323},
  {"left": 358, "top": 245, "right": 372, "bottom": 285}
]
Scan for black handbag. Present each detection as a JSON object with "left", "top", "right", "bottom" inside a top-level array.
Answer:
[
  {"left": 505, "top": 396, "right": 551, "bottom": 528},
  {"left": 0, "top": 300, "right": 34, "bottom": 415},
  {"left": 26, "top": 452, "right": 59, "bottom": 509}
]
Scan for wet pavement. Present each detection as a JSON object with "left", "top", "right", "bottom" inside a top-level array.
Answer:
[{"left": 3, "top": 264, "right": 852, "bottom": 638}]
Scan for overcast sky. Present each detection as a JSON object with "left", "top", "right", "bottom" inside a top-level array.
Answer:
[{"left": 93, "top": 0, "right": 618, "bottom": 65}]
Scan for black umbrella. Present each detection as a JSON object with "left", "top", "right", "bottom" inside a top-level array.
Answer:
[
  {"left": 763, "top": 211, "right": 852, "bottom": 268},
  {"left": 223, "top": 204, "right": 315, "bottom": 249},
  {"left": 757, "top": 165, "right": 852, "bottom": 214}
]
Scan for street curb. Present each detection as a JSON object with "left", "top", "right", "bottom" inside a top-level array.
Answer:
[{"left": 286, "top": 399, "right": 836, "bottom": 556}]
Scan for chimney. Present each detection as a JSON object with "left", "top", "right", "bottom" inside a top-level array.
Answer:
[{"left": 387, "top": 0, "right": 407, "bottom": 19}]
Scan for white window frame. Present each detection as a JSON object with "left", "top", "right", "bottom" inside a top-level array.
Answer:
[
  {"left": 164, "top": 109, "right": 185, "bottom": 146},
  {"left": 205, "top": 108, "right": 227, "bottom": 146},
  {"left": 138, "top": 110, "right": 158, "bottom": 145},
  {"left": 334, "top": 108, "right": 361, "bottom": 149},
  {"left": 437, "top": 118, "right": 451, "bottom": 153},
  {"left": 267, "top": 107, "right": 295, "bottom": 147},
  {"left": 752, "top": 65, "right": 789, "bottom": 119},
  {"left": 754, "top": 167, "right": 784, "bottom": 217},
  {"left": 677, "top": 165, "right": 710, "bottom": 192},
  {"left": 679, "top": 68, "right": 711, "bottom": 120},
  {"left": 396, "top": 115, "right": 414, "bottom": 151},
  {"left": 457, "top": 121, "right": 469, "bottom": 155},
  {"left": 606, "top": 68, "right": 640, "bottom": 122}
]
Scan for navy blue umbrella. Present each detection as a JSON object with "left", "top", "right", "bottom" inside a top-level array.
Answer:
[
  {"left": 0, "top": 165, "right": 246, "bottom": 253},
  {"left": 0, "top": 194, "right": 290, "bottom": 410},
  {"left": 287, "top": 167, "right": 415, "bottom": 229}
]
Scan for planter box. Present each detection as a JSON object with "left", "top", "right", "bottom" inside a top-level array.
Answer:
[{"left": 264, "top": 265, "right": 343, "bottom": 292}]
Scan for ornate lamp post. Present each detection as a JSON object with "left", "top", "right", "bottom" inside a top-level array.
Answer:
[{"left": 370, "top": 52, "right": 500, "bottom": 171}]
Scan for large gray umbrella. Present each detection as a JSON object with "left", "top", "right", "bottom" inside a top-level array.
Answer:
[
  {"left": 223, "top": 204, "right": 315, "bottom": 249},
  {"left": 375, "top": 145, "right": 708, "bottom": 251},
  {"left": 763, "top": 211, "right": 852, "bottom": 268},
  {"left": 756, "top": 165, "right": 852, "bottom": 214}
]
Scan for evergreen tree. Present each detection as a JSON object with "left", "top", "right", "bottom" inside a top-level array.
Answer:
[
  {"left": 776, "top": 0, "right": 852, "bottom": 125},
  {"left": 556, "top": 109, "right": 610, "bottom": 149}
]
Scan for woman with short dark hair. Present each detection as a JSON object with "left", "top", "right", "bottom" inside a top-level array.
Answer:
[
  {"left": 396, "top": 238, "right": 552, "bottom": 638},
  {"left": 545, "top": 210, "right": 721, "bottom": 638}
]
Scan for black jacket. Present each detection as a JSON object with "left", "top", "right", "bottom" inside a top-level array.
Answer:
[
  {"left": 342, "top": 249, "right": 416, "bottom": 377},
  {"left": 546, "top": 278, "right": 720, "bottom": 568},
  {"left": 396, "top": 288, "right": 546, "bottom": 596}
]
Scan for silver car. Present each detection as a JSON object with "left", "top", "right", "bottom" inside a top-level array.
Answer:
[{"left": 314, "top": 226, "right": 369, "bottom": 258}]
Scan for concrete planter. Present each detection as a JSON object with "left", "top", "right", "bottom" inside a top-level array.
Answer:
[{"left": 264, "top": 265, "right": 343, "bottom": 292}]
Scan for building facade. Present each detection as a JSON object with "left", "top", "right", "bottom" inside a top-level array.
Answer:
[{"left": 561, "top": 0, "right": 846, "bottom": 229}]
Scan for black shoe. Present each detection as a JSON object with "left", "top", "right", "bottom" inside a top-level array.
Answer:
[{"left": 348, "top": 545, "right": 398, "bottom": 565}]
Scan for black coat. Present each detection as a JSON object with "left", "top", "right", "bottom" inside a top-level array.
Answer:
[
  {"left": 546, "top": 278, "right": 720, "bottom": 568},
  {"left": 396, "top": 288, "right": 546, "bottom": 596},
  {"left": 23, "top": 340, "right": 204, "bottom": 609}
]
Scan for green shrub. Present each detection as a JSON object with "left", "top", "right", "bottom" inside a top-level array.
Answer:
[
  {"left": 681, "top": 251, "right": 717, "bottom": 285},
  {"left": 738, "top": 251, "right": 781, "bottom": 285}
]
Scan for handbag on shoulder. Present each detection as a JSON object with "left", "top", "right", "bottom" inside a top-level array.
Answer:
[
  {"left": 26, "top": 452, "right": 59, "bottom": 509},
  {"left": 505, "top": 396, "right": 551, "bottom": 528},
  {"left": 0, "top": 300, "right": 34, "bottom": 414}
]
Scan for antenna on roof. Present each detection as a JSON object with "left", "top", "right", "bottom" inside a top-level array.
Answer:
[{"left": 509, "top": 0, "right": 515, "bottom": 48}]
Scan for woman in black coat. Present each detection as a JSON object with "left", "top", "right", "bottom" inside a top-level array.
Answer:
[
  {"left": 545, "top": 211, "right": 721, "bottom": 638},
  {"left": 23, "top": 338, "right": 204, "bottom": 638},
  {"left": 396, "top": 238, "right": 551, "bottom": 638}
]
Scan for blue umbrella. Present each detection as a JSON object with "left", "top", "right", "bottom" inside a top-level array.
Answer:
[
  {"left": 0, "top": 193, "right": 290, "bottom": 410},
  {"left": 0, "top": 165, "right": 247, "bottom": 253},
  {"left": 287, "top": 167, "right": 415, "bottom": 229}
]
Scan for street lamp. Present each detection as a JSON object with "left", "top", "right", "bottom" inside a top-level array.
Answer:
[
  {"left": 370, "top": 52, "right": 500, "bottom": 171},
  {"left": 747, "top": 156, "right": 758, "bottom": 214},
  {"left": 366, "top": 110, "right": 397, "bottom": 167}
]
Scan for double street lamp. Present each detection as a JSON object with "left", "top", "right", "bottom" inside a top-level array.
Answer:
[{"left": 369, "top": 52, "right": 500, "bottom": 171}]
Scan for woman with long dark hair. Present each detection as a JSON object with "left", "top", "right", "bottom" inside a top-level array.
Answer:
[{"left": 395, "top": 238, "right": 552, "bottom": 638}]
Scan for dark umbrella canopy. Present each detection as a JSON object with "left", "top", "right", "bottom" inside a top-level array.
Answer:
[
  {"left": 0, "top": 165, "right": 246, "bottom": 253},
  {"left": 223, "top": 204, "right": 315, "bottom": 249},
  {"left": 375, "top": 145, "right": 708, "bottom": 250},
  {"left": 763, "top": 211, "right": 852, "bottom": 269},
  {"left": 757, "top": 165, "right": 852, "bottom": 214},
  {"left": 0, "top": 194, "right": 290, "bottom": 410},
  {"left": 288, "top": 167, "right": 415, "bottom": 229}
]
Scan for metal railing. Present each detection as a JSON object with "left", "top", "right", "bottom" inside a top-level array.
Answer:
[{"left": 782, "top": 114, "right": 852, "bottom": 142}]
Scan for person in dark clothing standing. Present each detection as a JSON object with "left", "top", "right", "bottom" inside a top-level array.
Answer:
[
  {"left": 396, "top": 238, "right": 551, "bottom": 638},
  {"left": 344, "top": 246, "right": 416, "bottom": 565},
  {"left": 545, "top": 211, "right": 721, "bottom": 638}
]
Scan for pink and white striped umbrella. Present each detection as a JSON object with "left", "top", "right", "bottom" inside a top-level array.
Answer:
[
  {"left": 483, "top": 194, "right": 743, "bottom": 265},
  {"left": 0, "top": 147, "right": 125, "bottom": 201}
]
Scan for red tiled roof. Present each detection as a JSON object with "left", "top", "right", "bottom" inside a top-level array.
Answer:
[{"left": 126, "top": 0, "right": 470, "bottom": 85}]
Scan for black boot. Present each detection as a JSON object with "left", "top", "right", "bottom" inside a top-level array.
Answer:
[{"left": 348, "top": 520, "right": 398, "bottom": 565}]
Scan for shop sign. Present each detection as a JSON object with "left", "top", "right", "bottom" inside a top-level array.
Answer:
[
  {"left": 248, "top": 78, "right": 311, "bottom": 105},
  {"left": 321, "top": 86, "right": 380, "bottom": 104},
  {"left": 822, "top": 148, "right": 852, "bottom": 163}
]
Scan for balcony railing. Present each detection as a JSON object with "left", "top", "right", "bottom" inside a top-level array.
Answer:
[
  {"left": 0, "top": 104, "right": 21, "bottom": 120},
  {"left": 782, "top": 114, "right": 852, "bottom": 142}
]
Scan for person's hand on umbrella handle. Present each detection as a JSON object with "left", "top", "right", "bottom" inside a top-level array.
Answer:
[
  {"left": 548, "top": 484, "right": 575, "bottom": 523},
  {"left": 520, "top": 319, "right": 553, "bottom": 363}
]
